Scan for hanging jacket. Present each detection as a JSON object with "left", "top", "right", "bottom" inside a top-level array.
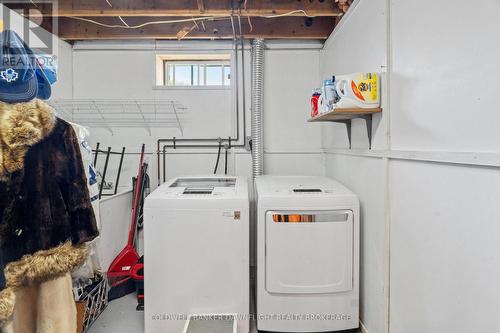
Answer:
[{"left": 0, "top": 99, "right": 99, "bottom": 324}]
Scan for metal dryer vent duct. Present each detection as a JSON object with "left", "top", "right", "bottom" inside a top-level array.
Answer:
[{"left": 251, "top": 39, "right": 265, "bottom": 179}]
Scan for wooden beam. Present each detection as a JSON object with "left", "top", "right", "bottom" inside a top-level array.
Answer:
[
  {"left": 50, "top": 16, "right": 336, "bottom": 40},
  {"left": 10, "top": 0, "right": 342, "bottom": 17}
]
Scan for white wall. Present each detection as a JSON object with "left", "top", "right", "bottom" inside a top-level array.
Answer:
[
  {"left": 50, "top": 40, "right": 73, "bottom": 99},
  {"left": 71, "top": 40, "right": 323, "bottom": 193},
  {"left": 388, "top": 1, "right": 500, "bottom": 332},
  {"left": 320, "top": 1, "right": 500, "bottom": 333},
  {"left": 320, "top": 1, "right": 389, "bottom": 332}
]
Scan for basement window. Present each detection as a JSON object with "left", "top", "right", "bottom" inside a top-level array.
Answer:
[{"left": 156, "top": 54, "right": 231, "bottom": 87}]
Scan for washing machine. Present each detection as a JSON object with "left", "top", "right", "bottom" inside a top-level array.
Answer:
[
  {"left": 256, "top": 176, "right": 359, "bottom": 332},
  {"left": 144, "top": 176, "right": 249, "bottom": 333}
]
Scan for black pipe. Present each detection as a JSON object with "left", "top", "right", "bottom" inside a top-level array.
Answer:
[
  {"left": 160, "top": 142, "right": 240, "bottom": 184},
  {"left": 99, "top": 147, "right": 112, "bottom": 199},
  {"left": 224, "top": 148, "right": 228, "bottom": 175},
  {"left": 157, "top": 141, "right": 161, "bottom": 186},
  {"left": 157, "top": 138, "right": 246, "bottom": 186},
  {"left": 213, "top": 140, "right": 222, "bottom": 174},
  {"left": 163, "top": 145, "right": 167, "bottom": 183},
  {"left": 114, "top": 147, "right": 126, "bottom": 195},
  {"left": 93, "top": 142, "right": 100, "bottom": 168}
]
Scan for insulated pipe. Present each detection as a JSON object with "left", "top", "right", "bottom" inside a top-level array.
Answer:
[{"left": 251, "top": 39, "right": 265, "bottom": 179}]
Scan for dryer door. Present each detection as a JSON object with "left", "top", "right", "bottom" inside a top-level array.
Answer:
[{"left": 265, "top": 210, "right": 353, "bottom": 294}]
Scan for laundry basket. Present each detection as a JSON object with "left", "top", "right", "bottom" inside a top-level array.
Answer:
[{"left": 74, "top": 273, "right": 109, "bottom": 332}]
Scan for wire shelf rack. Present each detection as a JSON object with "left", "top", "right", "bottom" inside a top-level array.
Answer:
[{"left": 49, "top": 99, "right": 187, "bottom": 135}]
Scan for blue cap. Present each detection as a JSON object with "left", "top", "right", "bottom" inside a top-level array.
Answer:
[
  {"left": 0, "top": 30, "right": 38, "bottom": 103},
  {"left": 35, "top": 60, "right": 51, "bottom": 100},
  {"left": 36, "top": 55, "right": 57, "bottom": 85},
  {"left": 20, "top": 40, "right": 52, "bottom": 100},
  {"left": 19, "top": 37, "right": 52, "bottom": 100}
]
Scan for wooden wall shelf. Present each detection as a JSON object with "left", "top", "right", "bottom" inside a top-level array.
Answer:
[
  {"left": 308, "top": 107, "right": 382, "bottom": 122},
  {"left": 308, "top": 107, "right": 382, "bottom": 149}
]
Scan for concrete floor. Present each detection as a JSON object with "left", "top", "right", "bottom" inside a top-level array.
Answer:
[
  {"left": 88, "top": 294, "right": 259, "bottom": 332},
  {"left": 87, "top": 294, "right": 144, "bottom": 333},
  {"left": 88, "top": 266, "right": 356, "bottom": 333},
  {"left": 87, "top": 294, "right": 359, "bottom": 333}
]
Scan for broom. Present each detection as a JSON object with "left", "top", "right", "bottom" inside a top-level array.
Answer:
[{"left": 107, "top": 144, "right": 146, "bottom": 300}]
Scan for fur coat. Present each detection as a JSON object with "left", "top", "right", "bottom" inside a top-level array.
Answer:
[{"left": 0, "top": 100, "right": 99, "bottom": 324}]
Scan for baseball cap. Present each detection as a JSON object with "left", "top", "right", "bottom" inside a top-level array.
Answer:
[
  {"left": 18, "top": 38, "right": 52, "bottom": 100},
  {"left": 36, "top": 54, "right": 57, "bottom": 85},
  {"left": 0, "top": 30, "right": 38, "bottom": 103},
  {"left": 35, "top": 59, "right": 51, "bottom": 100}
]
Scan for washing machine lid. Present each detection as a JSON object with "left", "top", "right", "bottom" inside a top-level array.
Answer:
[
  {"left": 147, "top": 175, "right": 248, "bottom": 201},
  {"left": 170, "top": 177, "right": 236, "bottom": 189},
  {"left": 170, "top": 177, "right": 236, "bottom": 196},
  {"left": 256, "top": 176, "right": 356, "bottom": 198}
]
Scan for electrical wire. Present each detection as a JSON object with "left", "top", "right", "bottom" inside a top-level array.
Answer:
[
  {"left": 243, "top": 0, "right": 253, "bottom": 33},
  {"left": 213, "top": 140, "right": 222, "bottom": 174},
  {"left": 65, "top": 16, "right": 231, "bottom": 29},
  {"left": 247, "top": 16, "right": 253, "bottom": 33},
  {"left": 65, "top": 10, "right": 315, "bottom": 30},
  {"left": 118, "top": 16, "right": 130, "bottom": 27},
  {"left": 263, "top": 10, "right": 315, "bottom": 18},
  {"left": 104, "top": 0, "right": 130, "bottom": 29}
]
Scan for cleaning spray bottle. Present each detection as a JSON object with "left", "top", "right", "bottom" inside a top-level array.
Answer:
[{"left": 318, "top": 78, "right": 336, "bottom": 113}]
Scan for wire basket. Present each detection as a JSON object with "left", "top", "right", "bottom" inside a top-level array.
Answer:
[{"left": 73, "top": 273, "right": 109, "bottom": 332}]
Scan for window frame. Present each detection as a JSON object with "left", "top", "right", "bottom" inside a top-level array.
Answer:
[{"left": 162, "top": 59, "right": 230, "bottom": 87}]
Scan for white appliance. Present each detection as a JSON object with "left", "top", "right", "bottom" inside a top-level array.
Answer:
[
  {"left": 256, "top": 176, "right": 359, "bottom": 332},
  {"left": 145, "top": 176, "right": 249, "bottom": 333}
]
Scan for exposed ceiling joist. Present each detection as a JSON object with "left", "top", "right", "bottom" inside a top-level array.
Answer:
[
  {"left": 51, "top": 16, "right": 336, "bottom": 41},
  {"left": 11, "top": 0, "right": 342, "bottom": 17},
  {"left": 7, "top": 0, "right": 342, "bottom": 40}
]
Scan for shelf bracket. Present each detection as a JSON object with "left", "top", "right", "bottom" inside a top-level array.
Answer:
[
  {"left": 332, "top": 115, "right": 373, "bottom": 150},
  {"left": 308, "top": 107, "right": 381, "bottom": 150},
  {"left": 359, "top": 114, "right": 374, "bottom": 150},
  {"left": 332, "top": 120, "right": 352, "bottom": 149}
]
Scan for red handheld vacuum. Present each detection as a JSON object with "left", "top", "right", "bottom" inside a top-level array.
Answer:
[{"left": 108, "top": 144, "right": 146, "bottom": 300}]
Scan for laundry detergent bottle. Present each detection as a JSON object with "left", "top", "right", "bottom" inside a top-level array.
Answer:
[
  {"left": 334, "top": 72, "right": 380, "bottom": 109},
  {"left": 318, "top": 79, "right": 336, "bottom": 113}
]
